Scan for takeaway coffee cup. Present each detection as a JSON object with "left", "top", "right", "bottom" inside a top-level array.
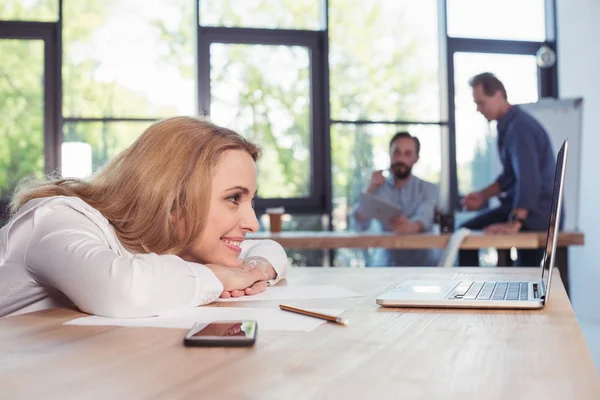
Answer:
[{"left": 265, "top": 207, "right": 285, "bottom": 233}]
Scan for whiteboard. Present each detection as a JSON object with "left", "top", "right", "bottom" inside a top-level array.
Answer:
[{"left": 519, "top": 98, "right": 583, "bottom": 230}]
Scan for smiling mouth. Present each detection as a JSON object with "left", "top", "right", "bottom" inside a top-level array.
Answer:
[{"left": 222, "top": 239, "right": 243, "bottom": 253}]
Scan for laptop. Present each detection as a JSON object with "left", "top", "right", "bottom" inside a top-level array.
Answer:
[{"left": 376, "top": 139, "right": 568, "bottom": 309}]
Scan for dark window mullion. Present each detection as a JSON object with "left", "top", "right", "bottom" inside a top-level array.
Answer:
[
  {"left": 331, "top": 120, "right": 449, "bottom": 126},
  {"left": 198, "top": 25, "right": 327, "bottom": 214}
]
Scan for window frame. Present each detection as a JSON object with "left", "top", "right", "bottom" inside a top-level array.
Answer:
[
  {"left": 197, "top": 25, "right": 331, "bottom": 215},
  {"left": 0, "top": 21, "right": 61, "bottom": 176},
  {"left": 0, "top": 0, "right": 560, "bottom": 229},
  {"left": 0, "top": 21, "right": 61, "bottom": 222}
]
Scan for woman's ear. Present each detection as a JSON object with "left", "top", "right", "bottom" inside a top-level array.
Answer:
[{"left": 170, "top": 211, "right": 187, "bottom": 242}]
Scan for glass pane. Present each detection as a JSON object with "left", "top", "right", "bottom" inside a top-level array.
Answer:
[
  {"left": 0, "top": 0, "right": 58, "bottom": 21},
  {"left": 330, "top": 123, "right": 442, "bottom": 234},
  {"left": 453, "top": 53, "right": 539, "bottom": 196},
  {"left": 62, "top": 121, "right": 153, "bottom": 178},
  {"left": 62, "top": 0, "right": 195, "bottom": 118},
  {"left": 200, "top": 0, "right": 321, "bottom": 30},
  {"left": 258, "top": 213, "right": 327, "bottom": 266},
  {"left": 329, "top": 0, "right": 440, "bottom": 121},
  {"left": 0, "top": 40, "right": 45, "bottom": 208},
  {"left": 447, "top": 0, "right": 546, "bottom": 41},
  {"left": 210, "top": 43, "right": 311, "bottom": 199}
]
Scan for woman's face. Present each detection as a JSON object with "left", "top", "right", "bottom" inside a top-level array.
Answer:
[{"left": 179, "top": 149, "right": 259, "bottom": 267}]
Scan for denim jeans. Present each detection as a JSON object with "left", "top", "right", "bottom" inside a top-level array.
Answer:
[{"left": 458, "top": 207, "right": 544, "bottom": 267}]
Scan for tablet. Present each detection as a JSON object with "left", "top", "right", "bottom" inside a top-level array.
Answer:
[{"left": 358, "top": 192, "right": 404, "bottom": 221}]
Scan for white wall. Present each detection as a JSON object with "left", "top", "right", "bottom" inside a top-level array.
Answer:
[{"left": 557, "top": 0, "right": 600, "bottom": 321}]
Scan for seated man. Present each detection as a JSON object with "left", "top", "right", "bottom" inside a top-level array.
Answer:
[{"left": 353, "top": 132, "right": 439, "bottom": 266}]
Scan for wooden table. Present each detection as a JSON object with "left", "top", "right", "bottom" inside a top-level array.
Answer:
[
  {"left": 249, "top": 231, "right": 584, "bottom": 295},
  {"left": 1, "top": 268, "right": 598, "bottom": 399},
  {"left": 248, "top": 231, "right": 584, "bottom": 250}
]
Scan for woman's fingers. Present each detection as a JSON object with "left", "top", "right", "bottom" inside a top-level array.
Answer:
[
  {"left": 230, "top": 289, "right": 246, "bottom": 297},
  {"left": 245, "top": 280, "right": 267, "bottom": 296}
]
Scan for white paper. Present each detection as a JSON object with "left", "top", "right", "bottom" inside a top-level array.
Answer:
[
  {"left": 216, "top": 285, "right": 363, "bottom": 302},
  {"left": 359, "top": 192, "right": 404, "bottom": 220},
  {"left": 64, "top": 307, "right": 346, "bottom": 332}
]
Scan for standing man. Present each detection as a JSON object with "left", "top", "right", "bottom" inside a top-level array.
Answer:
[
  {"left": 354, "top": 132, "right": 439, "bottom": 266},
  {"left": 459, "top": 72, "right": 557, "bottom": 266}
]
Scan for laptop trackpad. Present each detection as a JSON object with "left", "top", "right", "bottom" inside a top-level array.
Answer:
[{"left": 388, "top": 280, "right": 459, "bottom": 300}]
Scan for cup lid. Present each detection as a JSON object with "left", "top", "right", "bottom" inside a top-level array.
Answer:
[{"left": 265, "top": 206, "right": 285, "bottom": 214}]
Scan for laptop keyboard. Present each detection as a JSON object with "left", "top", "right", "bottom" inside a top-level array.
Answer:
[{"left": 447, "top": 282, "right": 530, "bottom": 301}]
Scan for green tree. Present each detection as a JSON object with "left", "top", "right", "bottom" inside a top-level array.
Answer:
[{"left": 0, "top": 5, "right": 46, "bottom": 203}]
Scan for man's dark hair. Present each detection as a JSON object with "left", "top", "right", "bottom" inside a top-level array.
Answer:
[
  {"left": 469, "top": 72, "right": 507, "bottom": 100},
  {"left": 389, "top": 131, "right": 420, "bottom": 156}
]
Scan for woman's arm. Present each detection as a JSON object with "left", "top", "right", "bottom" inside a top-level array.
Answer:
[{"left": 25, "top": 206, "right": 224, "bottom": 318}]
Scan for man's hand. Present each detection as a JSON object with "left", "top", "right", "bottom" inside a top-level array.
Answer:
[
  {"left": 367, "top": 170, "right": 386, "bottom": 194},
  {"left": 484, "top": 222, "right": 522, "bottom": 234},
  {"left": 462, "top": 191, "right": 486, "bottom": 211},
  {"left": 389, "top": 216, "right": 422, "bottom": 234},
  {"left": 354, "top": 211, "right": 369, "bottom": 221}
]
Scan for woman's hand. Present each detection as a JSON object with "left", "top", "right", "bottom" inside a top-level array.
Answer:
[
  {"left": 242, "top": 256, "right": 277, "bottom": 280},
  {"left": 214, "top": 257, "right": 276, "bottom": 298},
  {"left": 205, "top": 262, "right": 267, "bottom": 296},
  {"left": 219, "top": 280, "right": 268, "bottom": 298}
]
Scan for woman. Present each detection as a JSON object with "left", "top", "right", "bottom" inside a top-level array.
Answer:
[{"left": 0, "top": 117, "right": 288, "bottom": 318}]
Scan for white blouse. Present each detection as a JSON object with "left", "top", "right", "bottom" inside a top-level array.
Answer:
[{"left": 0, "top": 196, "right": 288, "bottom": 318}]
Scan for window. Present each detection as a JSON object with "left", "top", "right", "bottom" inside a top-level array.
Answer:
[
  {"left": 62, "top": 121, "right": 153, "bottom": 178},
  {"left": 199, "top": 0, "right": 322, "bottom": 30},
  {"left": 60, "top": 0, "right": 196, "bottom": 179},
  {"left": 453, "top": 52, "right": 539, "bottom": 196},
  {"left": 0, "top": 0, "right": 59, "bottom": 22},
  {"left": 329, "top": 0, "right": 441, "bottom": 122},
  {"left": 0, "top": 39, "right": 45, "bottom": 202},
  {"left": 3, "top": 1, "right": 558, "bottom": 260},
  {"left": 209, "top": 43, "right": 312, "bottom": 198},
  {"left": 447, "top": 0, "right": 546, "bottom": 41},
  {"left": 62, "top": 0, "right": 195, "bottom": 118}
]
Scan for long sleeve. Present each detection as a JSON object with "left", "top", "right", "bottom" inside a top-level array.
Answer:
[
  {"left": 495, "top": 168, "right": 514, "bottom": 192},
  {"left": 240, "top": 239, "right": 288, "bottom": 285},
  {"left": 353, "top": 198, "right": 373, "bottom": 232},
  {"left": 409, "top": 183, "right": 438, "bottom": 232},
  {"left": 24, "top": 205, "right": 224, "bottom": 318},
  {"left": 508, "top": 127, "right": 542, "bottom": 211}
]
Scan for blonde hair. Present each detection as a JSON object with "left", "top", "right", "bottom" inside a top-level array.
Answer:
[{"left": 11, "top": 116, "right": 261, "bottom": 255}]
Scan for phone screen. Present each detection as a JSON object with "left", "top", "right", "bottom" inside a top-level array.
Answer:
[{"left": 189, "top": 321, "right": 257, "bottom": 339}]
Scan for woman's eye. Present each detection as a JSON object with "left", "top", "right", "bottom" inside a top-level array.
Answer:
[
  {"left": 251, "top": 197, "right": 256, "bottom": 208},
  {"left": 227, "top": 194, "right": 242, "bottom": 204}
]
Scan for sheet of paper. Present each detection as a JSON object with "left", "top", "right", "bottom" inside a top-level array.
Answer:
[
  {"left": 359, "top": 192, "right": 404, "bottom": 220},
  {"left": 216, "top": 285, "right": 363, "bottom": 303},
  {"left": 64, "top": 307, "right": 346, "bottom": 332}
]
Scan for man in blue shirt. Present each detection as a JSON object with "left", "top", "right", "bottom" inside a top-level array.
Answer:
[
  {"left": 459, "top": 72, "right": 556, "bottom": 267},
  {"left": 354, "top": 132, "right": 439, "bottom": 266}
]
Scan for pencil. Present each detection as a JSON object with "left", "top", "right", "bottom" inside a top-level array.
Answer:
[{"left": 279, "top": 304, "right": 349, "bottom": 326}]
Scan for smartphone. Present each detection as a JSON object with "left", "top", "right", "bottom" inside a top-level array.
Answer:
[{"left": 183, "top": 320, "right": 257, "bottom": 347}]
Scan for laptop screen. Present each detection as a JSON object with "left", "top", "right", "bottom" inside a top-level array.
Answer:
[{"left": 540, "top": 140, "right": 568, "bottom": 299}]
